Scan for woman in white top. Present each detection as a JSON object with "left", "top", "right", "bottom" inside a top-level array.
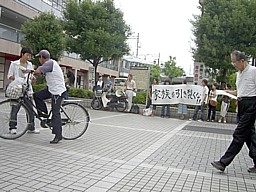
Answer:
[{"left": 207, "top": 83, "right": 218, "bottom": 122}]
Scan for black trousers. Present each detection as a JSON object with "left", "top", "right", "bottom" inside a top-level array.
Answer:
[
  {"left": 207, "top": 103, "right": 216, "bottom": 121},
  {"left": 33, "top": 87, "right": 63, "bottom": 137},
  {"left": 220, "top": 97, "right": 256, "bottom": 166},
  {"left": 9, "top": 96, "right": 35, "bottom": 130}
]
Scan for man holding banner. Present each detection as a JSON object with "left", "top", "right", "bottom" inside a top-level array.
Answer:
[
  {"left": 190, "top": 79, "right": 209, "bottom": 122},
  {"left": 211, "top": 50, "right": 256, "bottom": 173}
]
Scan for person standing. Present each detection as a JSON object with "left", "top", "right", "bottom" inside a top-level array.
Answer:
[
  {"left": 7, "top": 47, "right": 39, "bottom": 134},
  {"left": 160, "top": 79, "right": 171, "bottom": 118},
  {"left": 211, "top": 50, "right": 256, "bottom": 173},
  {"left": 218, "top": 84, "right": 232, "bottom": 123},
  {"left": 189, "top": 79, "right": 209, "bottom": 122},
  {"left": 33, "top": 50, "right": 66, "bottom": 144},
  {"left": 178, "top": 80, "right": 188, "bottom": 120},
  {"left": 97, "top": 76, "right": 104, "bottom": 89},
  {"left": 146, "top": 78, "right": 158, "bottom": 117},
  {"left": 207, "top": 83, "right": 218, "bottom": 122},
  {"left": 125, "top": 74, "right": 136, "bottom": 112}
]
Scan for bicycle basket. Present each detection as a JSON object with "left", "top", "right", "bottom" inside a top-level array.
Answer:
[
  {"left": 95, "top": 89, "right": 103, "bottom": 97},
  {"left": 5, "top": 78, "right": 25, "bottom": 99}
]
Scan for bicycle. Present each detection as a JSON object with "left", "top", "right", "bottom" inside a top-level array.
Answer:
[{"left": 0, "top": 71, "right": 90, "bottom": 140}]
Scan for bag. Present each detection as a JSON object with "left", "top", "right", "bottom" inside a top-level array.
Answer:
[
  {"left": 131, "top": 104, "right": 139, "bottom": 114},
  {"left": 210, "top": 100, "right": 217, "bottom": 106},
  {"left": 143, "top": 108, "right": 152, "bottom": 116},
  {"left": 5, "top": 77, "right": 25, "bottom": 99}
]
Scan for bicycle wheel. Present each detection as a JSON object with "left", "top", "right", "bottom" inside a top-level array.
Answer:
[
  {"left": 0, "top": 99, "right": 30, "bottom": 139},
  {"left": 91, "top": 97, "right": 102, "bottom": 110},
  {"left": 115, "top": 100, "right": 128, "bottom": 112},
  {"left": 61, "top": 102, "right": 90, "bottom": 140}
]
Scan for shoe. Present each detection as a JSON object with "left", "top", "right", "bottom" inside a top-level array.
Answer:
[
  {"left": 207, "top": 119, "right": 210, "bottom": 122},
  {"left": 211, "top": 120, "right": 215, "bottom": 122},
  {"left": 248, "top": 166, "right": 256, "bottom": 173},
  {"left": 218, "top": 119, "right": 221, "bottom": 123},
  {"left": 189, "top": 118, "right": 194, "bottom": 121},
  {"left": 211, "top": 161, "right": 225, "bottom": 172},
  {"left": 160, "top": 115, "right": 164, "bottom": 118},
  {"left": 10, "top": 129, "right": 17, "bottom": 134},
  {"left": 223, "top": 120, "right": 227, "bottom": 123},
  {"left": 50, "top": 135, "right": 63, "bottom": 144},
  {"left": 197, "top": 119, "right": 203, "bottom": 122},
  {"left": 27, "top": 129, "right": 40, "bottom": 134}
]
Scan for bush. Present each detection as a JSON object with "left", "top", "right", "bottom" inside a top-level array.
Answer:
[
  {"left": 32, "top": 84, "right": 94, "bottom": 99},
  {"left": 133, "top": 92, "right": 146, "bottom": 104},
  {"left": 32, "top": 84, "right": 47, "bottom": 92},
  {"left": 69, "top": 87, "right": 94, "bottom": 99}
]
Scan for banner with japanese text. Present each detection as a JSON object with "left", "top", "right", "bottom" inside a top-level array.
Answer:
[
  {"left": 151, "top": 85, "right": 238, "bottom": 105},
  {"left": 152, "top": 85, "right": 203, "bottom": 105}
]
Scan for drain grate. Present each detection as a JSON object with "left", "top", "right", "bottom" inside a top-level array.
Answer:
[{"left": 182, "top": 125, "right": 234, "bottom": 135}]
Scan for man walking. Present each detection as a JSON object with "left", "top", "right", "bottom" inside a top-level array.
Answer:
[{"left": 211, "top": 50, "right": 256, "bottom": 173}]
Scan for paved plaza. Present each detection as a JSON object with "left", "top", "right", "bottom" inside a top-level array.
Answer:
[{"left": 0, "top": 98, "right": 256, "bottom": 191}]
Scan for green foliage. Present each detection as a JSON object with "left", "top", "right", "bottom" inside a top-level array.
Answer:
[
  {"left": 133, "top": 92, "right": 146, "bottom": 104},
  {"left": 32, "top": 84, "right": 47, "bottom": 92},
  {"left": 149, "top": 65, "right": 161, "bottom": 83},
  {"left": 21, "top": 12, "right": 65, "bottom": 65},
  {"left": 63, "top": 0, "right": 131, "bottom": 80},
  {"left": 191, "top": 0, "right": 256, "bottom": 83},
  {"left": 68, "top": 88, "right": 94, "bottom": 99},
  {"left": 162, "top": 56, "right": 184, "bottom": 83}
]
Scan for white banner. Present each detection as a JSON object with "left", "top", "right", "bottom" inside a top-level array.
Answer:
[{"left": 152, "top": 85, "right": 237, "bottom": 105}]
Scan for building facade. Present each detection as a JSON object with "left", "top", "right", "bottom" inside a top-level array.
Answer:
[{"left": 0, "top": 0, "right": 119, "bottom": 90}]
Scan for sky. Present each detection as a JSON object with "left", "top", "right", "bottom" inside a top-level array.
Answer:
[{"left": 114, "top": 0, "right": 201, "bottom": 75}]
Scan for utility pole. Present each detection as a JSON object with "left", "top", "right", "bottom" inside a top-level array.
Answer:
[{"left": 136, "top": 33, "right": 139, "bottom": 57}]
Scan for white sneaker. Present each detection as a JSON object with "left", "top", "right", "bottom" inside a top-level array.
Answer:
[
  {"left": 197, "top": 119, "right": 203, "bottom": 122},
  {"left": 10, "top": 129, "right": 17, "bottom": 134},
  {"left": 211, "top": 120, "right": 215, "bottom": 122},
  {"left": 27, "top": 129, "right": 40, "bottom": 134},
  {"left": 189, "top": 118, "right": 193, "bottom": 121},
  {"left": 223, "top": 120, "right": 227, "bottom": 123},
  {"left": 218, "top": 119, "right": 221, "bottom": 123}
]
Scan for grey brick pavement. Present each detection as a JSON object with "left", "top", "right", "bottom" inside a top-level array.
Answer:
[{"left": 0, "top": 92, "right": 256, "bottom": 191}]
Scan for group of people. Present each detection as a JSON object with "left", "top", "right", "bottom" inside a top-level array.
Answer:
[
  {"left": 95, "top": 74, "right": 136, "bottom": 113},
  {"left": 8, "top": 47, "right": 66, "bottom": 144},
  {"left": 190, "top": 80, "right": 232, "bottom": 123}
]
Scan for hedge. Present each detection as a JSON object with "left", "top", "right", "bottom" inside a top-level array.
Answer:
[{"left": 32, "top": 84, "right": 94, "bottom": 99}]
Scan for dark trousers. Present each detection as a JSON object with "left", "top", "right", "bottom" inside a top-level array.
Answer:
[
  {"left": 207, "top": 103, "right": 216, "bottom": 121},
  {"left": 192, "top": 104, "right": 206, "bottom": 121},
  {"left": 220, "top": 97, "right": 256, "bottom": 166},
  {"left": 161, "top": 105, "right": 170, "bottom": 117},
  {"left": 33, "top": 87, "right": 63, "bottom": 137},
  {"left": 146, "top": 99, "right": 156, "bottom": 111},
  {"left": 9, "top": 96, "right": 35, "bottom": 130}
]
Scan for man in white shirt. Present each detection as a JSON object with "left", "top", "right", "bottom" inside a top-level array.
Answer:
[
  {"left": 212, "top": 50, "right": 256, "bottom": 173},
  {"left": 33, "top": 50, "right": 66, "bottom": 144},
  {"left": 190, "top": 79, "right": 209, "bottom": 122},
  {"left": 7, "top": 47, "right": 39, "bottom": 134}
]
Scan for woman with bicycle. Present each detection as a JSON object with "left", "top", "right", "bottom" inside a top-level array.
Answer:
[{"left": 33, "top": 50, "right": 66, "bottom": 144}]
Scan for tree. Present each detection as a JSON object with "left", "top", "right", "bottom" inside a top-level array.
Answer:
[
  {"left": 149, "top": 64, "right": 161, "bottom": 83},
  {"left": 162, "top": 56, "right": 184, "bottom": 83},
  {"left": 191, "top": 0, "right": 256, "bottom": 85},
  {"left": 21, "top": 12, "right": 65, "bottom": 64},
  {"left": 63, "top": 0, "right": 131, "bottom": 85}
]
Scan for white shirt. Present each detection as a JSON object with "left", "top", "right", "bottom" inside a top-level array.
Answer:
[
  {"left": 38, "top": 59, "right": 66, "bottom": 96},
  {"left": 202, "top": 86, "right": 209, "bottom": 104},
  {"left": 7, "top": 59, "right": 34, "bottom": 96},
  {"left": 236, "top": 65, "right": 256, "bottom": 97}
]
